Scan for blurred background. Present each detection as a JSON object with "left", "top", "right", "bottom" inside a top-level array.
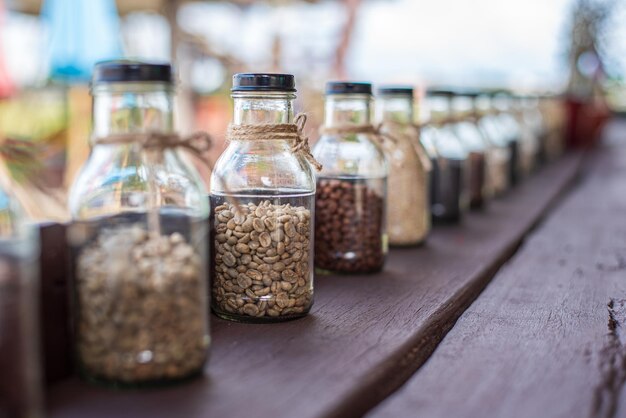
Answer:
[{"left": 0, "top": 0, "right": 624, "bottom": 219}]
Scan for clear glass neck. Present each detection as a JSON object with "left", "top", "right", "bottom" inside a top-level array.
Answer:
[
  {"left": 493, "top": 95, "right": 512, "bottom": 111},
  {"left": 475, "top": 95, "right": 493, "bottom": 115},
  {"left": 451, "top": 96, "right": 474, "bottom": 118},
  {"left": 232, "top": 91, "right": 295, "bottom": 125},
  {"left": 92, "top": 82, "right": 174, "bottom": 142},
  {"left": 376, "top": 95, "right": 413, "bottom": 124},
  {"left": 324, "top": 94, "right": 372, "bottom": 127},
  {"left": 424, "top": 96, "right": 451, "bottom": 123}
]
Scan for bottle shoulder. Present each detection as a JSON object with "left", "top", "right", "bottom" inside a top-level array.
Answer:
[
  {"left": 211, "top": 140, "right": 316, "bottom": 194},
  {"left": 312, "top": 133, "right": 388, "bottom": 178},
  {"left": 69, "top": 146, "right": 208, "bottom": 220},
  {"left": 452, "top": 121, "right": 489, "bottom": 151},
  {"left": 428, "top": 125, "right": 468, "bottom": 160}
]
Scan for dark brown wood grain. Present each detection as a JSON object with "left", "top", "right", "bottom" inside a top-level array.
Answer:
[
  {"left": 46, "top": 153, "right": 583, "bottom": 418},
  {"left": 368, "top": 131, "right": 626, "bottom": 418}
]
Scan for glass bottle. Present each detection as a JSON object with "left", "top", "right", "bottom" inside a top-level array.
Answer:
[
  {"left": 449, "top": 91, "right": 490, "bottom": 209},
  {"left": 512, "top": 94, "right": 540, "bottom": 177},
  {"left": 313, "top": 82, "right": 387, "bottom": 273},
  {"left": 376, "top": 86, "right": 430, "bottom": 246},
  {"left": 474, "top": 92, "right": 511, "bottom": 196},
  {"left": 210, "top": 73, "right": 315, "bottom": 322},
  {"left": 422, "top": 89, "right": 469, "bottom": 223},
  {"left": 539, "top": 94, "right": 566, "bottom": 161},
  {"left": 0, "top": 184, "right": 42, "bottom": 417},
  {"left": 492, "top": 92, "right": 523, "bottom": 187},
  {"left": 68, "top": 61, "right": 210, "bottom": 386},
  {"left": 519, "top": 94, "right": 545, "bottom": 169}
]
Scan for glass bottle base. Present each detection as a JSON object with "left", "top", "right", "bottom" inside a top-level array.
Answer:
[
  {"left": 432, "top": 214, "right": 462, "bottom": 224},
  {"left": 470, "top": 199, "right": 486, "bottom": 210},
  {"left": 314, "top": 264, "right": 384, "bottom": 275},
  {"left": 78, "top": 365, "right": 205, "bottom": 389},
  {"left": 389, "top": 238, "right": 427, "bottom": 248},
  {"left": 212, "top": 307, "right": 310, "bottom": 323}
]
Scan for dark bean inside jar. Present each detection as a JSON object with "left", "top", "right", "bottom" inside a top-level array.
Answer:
[
  {"left": 315, "top": 177, "right": 386, "bottom": 273},
  {"left": 468, "top": 151, "right": 487, "bottom": 209},
  {"left": 430, "top": 157, "right": 465, "bottom": 223}
]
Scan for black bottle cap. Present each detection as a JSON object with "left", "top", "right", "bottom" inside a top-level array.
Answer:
[
  {"left": 92, "top": 60, "right": 173, "bottom": 84},
  {"left": 326, "top": 82, "right": 372, "bottom": 95},
  {"left": 377, "top": 85, "right": 414, "bottom": 97},
  {"left": 453, "top": 88, "right": 480, "bottom": 98},
  {"left": 485, "top": 88, "right": 512, "bottom": 97},
  {"left": 232, "top": 73, "right": 296, "bottom": 92},
  {"left": 425, "top": 87, "right": 456, "bottom": 97}
]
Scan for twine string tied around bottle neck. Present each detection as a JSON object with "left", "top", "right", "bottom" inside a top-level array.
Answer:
[
  {"left": 94, "top": 131, "right": 214, "bottom": 167},
  {"left": 226, "top": 113, "right": 322, "bottom": 171},
  {"left": 318, "top": 123, "right": 398, "bottom": 145}
]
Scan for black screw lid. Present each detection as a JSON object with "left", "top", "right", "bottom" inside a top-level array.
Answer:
[
  {"left": 485, "top": 88, "right": 512, "bottom": 97},
  {"left": 425, "top": 87, "right": 456, "bottom": 97},
  {"left": 453, "top": 88, "right": 480, "bottom": 98},
  {"left": 232, "top": 73, "right": 296, "bottom": 92},
  {"left": 377, "top": 85, "right": 414, "bottom": 97},
  {"left": 92, "top": 60, "right": 173, "bottom": 84},
  {"left": 326, "top": 82, "right": 372, "bottom": 96}
]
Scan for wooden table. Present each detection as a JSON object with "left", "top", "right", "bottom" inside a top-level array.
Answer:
[{"left": 46, "top": 122, "right": 625, "bottom": 418}]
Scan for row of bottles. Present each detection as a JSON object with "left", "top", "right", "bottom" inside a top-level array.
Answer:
[
  {"left": 419, "top": 88, "right": 565, "bottom": 224},
  {"left": 1, "top": 61, "right": 567, "bottom": 402}
]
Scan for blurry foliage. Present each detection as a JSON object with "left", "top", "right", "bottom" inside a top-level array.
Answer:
[
  {"left": 0, "top": 90, "right": 67, "bottom": 142},
  {"left": 0, "top": 89, "right": 67, "bottom": 182}
]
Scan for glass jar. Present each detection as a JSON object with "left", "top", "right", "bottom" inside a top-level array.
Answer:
[
  {"left": 474, "top": 93, "right": 511, "bottom": 196},
  {"left": 376, "top": 86, "right": 430, "bottom": 246},
  {"left": 210, "top": 73, "right": 315, "bottom": 322},
  {"left": 540, "top": 94, "right": 567, "bottom": 161},
  {"left": 422, "top": 89, "right": 469, "bottom": 223},
  {"left": 313, "top": 82, "right": 387, "bottom": 273},
  {"left": 492, "top": 92, "right": 523, "bottom": 187},
  {"left": 520, "top": 94, "right": 546, "bottom": 168},
  {"left": 450, "top": 91, "right": 490, "bottom": 209},
  {"left": 513, "top": 94, "right": 540, "bottom": 177},
  {"left": 68, "top": 61, "right": 210, "bottom": 386},
  {"left": 0, "top": 184, "right": 42, "bottom": 417}
]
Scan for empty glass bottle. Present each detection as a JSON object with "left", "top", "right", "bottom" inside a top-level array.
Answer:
[
  {"left": 313, "top": 82, "right": 387, "bottom": 273},
  {"left": 376, "top": 86, "right": 430, "bottom": 246},
  {"left": 68, "top": 61, "right": 210, "bottom": 386},
  {"left": 210, "top": 73, "right": 315, "bottom": 322}
]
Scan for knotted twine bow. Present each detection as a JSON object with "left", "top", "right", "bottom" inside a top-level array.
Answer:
[
  {"left": 318, "top": 123, "right": 398, "bottom": 145},
  {"left": 94, "top": 131, "right": 219, "bottom": 234},
  {"left": 94, "top": 131, "right": 214, "bottom": 166},
  {"left": 407, "top": 123, "right": 435, "bottom": 172},
  {"left": 225, "top": 113, "right": 322, "bottom": 171}
]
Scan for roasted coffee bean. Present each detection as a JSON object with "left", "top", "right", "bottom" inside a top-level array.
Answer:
[
  {"left": 315, "top": 177, "right": 386, "bottom": 273},
  {"left": 211, "top": 200, "right": 313, "bottom": 321}
]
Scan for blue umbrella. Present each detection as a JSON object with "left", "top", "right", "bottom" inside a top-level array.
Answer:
[{"left": 42, "top": 0, "right": 123, "bottom": 83}]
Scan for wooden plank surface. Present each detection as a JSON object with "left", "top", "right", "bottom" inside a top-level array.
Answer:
[
  {"left": 47, "top": 152, "right": 583, "bottom": 418},
  {"left": 368, "top": 125, "right": 626, "bottom": 418}
]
